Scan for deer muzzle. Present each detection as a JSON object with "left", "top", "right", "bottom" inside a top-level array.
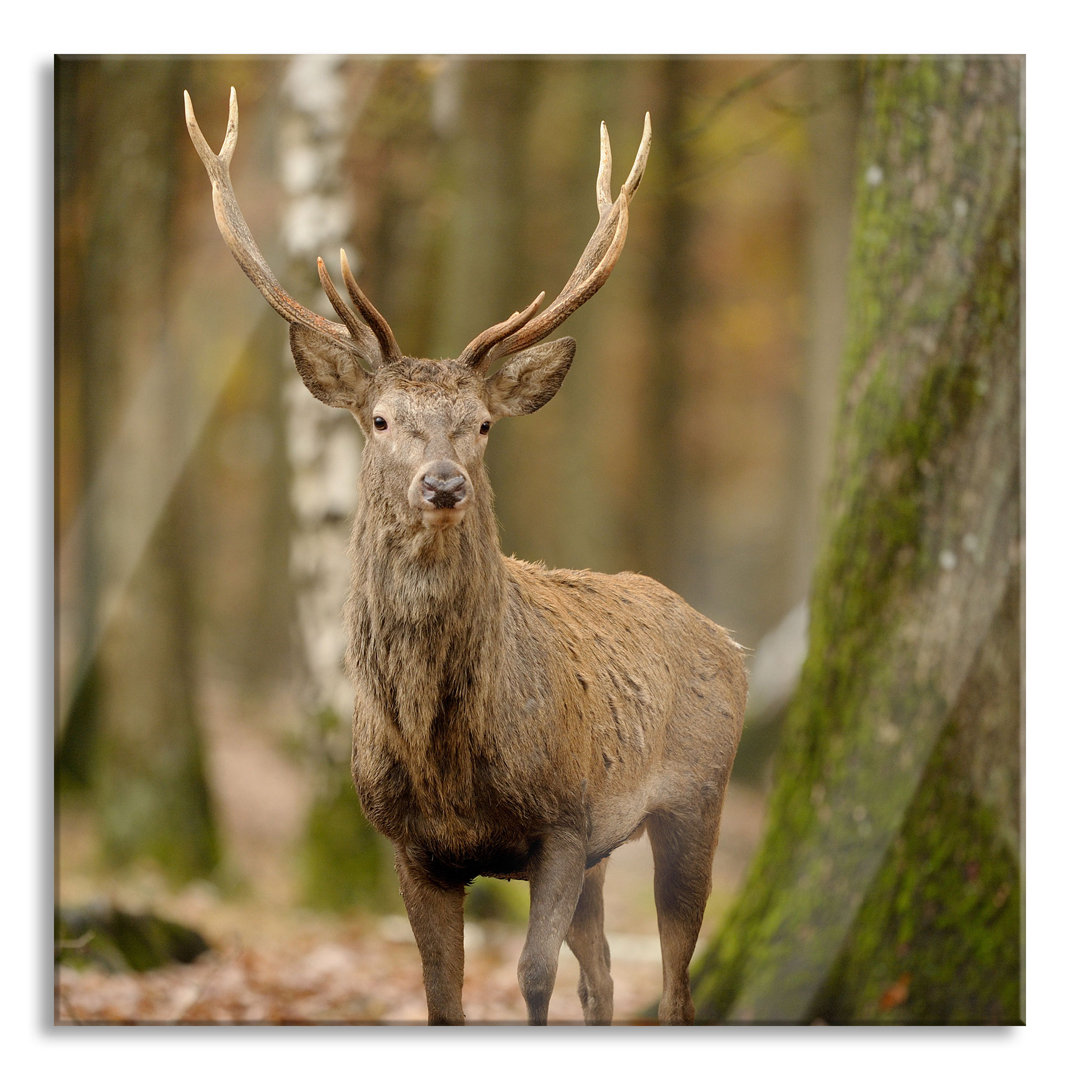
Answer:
[{"left": 409, "top": 460, "right": 473, "bottom": 526}]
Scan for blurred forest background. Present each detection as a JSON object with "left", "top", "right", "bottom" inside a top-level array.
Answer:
[{"left": 54, "top": 54, "right": 1022, "bottom": 1024}]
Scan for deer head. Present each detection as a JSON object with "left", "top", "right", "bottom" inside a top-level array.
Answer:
[{"left": 185, "top": 88, "right": 650, "bottom": 532}]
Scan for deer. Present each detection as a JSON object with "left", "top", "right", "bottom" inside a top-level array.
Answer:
[{"left": 185, "top": 87, "right": 747, "bottom": 1026}]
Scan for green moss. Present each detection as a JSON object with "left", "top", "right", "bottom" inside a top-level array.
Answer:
[
  {"left": 298, "top": 768, "right": 398, "bottom": 913},
  {"left": 690, "top": 57, "right": 1021, "bottom": 1025},
  {"left": 810, "top": 718, "right": 1021, "bottom": 1024}
]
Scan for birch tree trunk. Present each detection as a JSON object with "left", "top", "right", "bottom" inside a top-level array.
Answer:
[
  {"left": 278, "top": 55, "right": 359, "bottom": 730},
  {"left": 276, "top": 56, "right": 397, "bottom": 910},
  {"left": 692, "top": 55, "right": 1023, "bottom": 1024}
]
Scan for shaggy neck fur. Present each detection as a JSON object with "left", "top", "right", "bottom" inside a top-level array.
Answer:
[{"left": 345, "top": 459, "right": 507, "bottom": 803}]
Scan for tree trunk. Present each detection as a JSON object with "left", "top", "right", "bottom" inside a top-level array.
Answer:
[
  {"left": 277, "top": 56, "right": 398, "bottom": 911},
  {"left": 55, "top": 57, "right": 219, "bottom": 881},
  {"left": 791, "top": 57, "right": 859, "bottom": 596},
  {"left": 692, "top": 55, "right": 1022, "bottom": 1024},
  {"left": 636, "top": 58, "right": 696, "bottom": 591},
  {"left": 434, "top": 59, "right": 548, "bottom": 561}
]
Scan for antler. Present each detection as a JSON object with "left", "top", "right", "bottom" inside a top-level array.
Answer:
[
  {"left": 458, "top": 113, "right": 652, "bottom": 373},
  {"left": 184, "top": 87, "right": 400, "bottom": 366}
]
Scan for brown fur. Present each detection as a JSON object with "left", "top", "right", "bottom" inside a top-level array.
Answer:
[
  {"left": 295, "top": 343, "right": 748, "bottom": 1024},
  {"left": 183, "top": 91, "right": 744, "bottom": 1023}
]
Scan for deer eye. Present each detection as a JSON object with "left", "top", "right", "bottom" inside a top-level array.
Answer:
[
  {"left": 479, "top": 420, "right": 491, "bottom": 435},
  {"left": 373, "top": 415, "right": 388, "bottom": 432}
]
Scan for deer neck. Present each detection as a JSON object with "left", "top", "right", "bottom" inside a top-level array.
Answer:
[{"left": 345, "top": 468, "right": 506, "bottom": 744}]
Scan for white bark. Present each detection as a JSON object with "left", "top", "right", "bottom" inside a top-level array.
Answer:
[{"left": 278, "top": 56, "right": 377, "bottom": 726}]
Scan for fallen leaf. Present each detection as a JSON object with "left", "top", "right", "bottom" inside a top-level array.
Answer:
[{"left": 878, "top": 972, "right": 912, "bottom": 1013}]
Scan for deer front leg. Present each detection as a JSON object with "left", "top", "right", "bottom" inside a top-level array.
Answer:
[
  {"left": 519, "top": 831, "right": 587, "bottom": 1024},
  {"left": 395, "top": 846, "right": 466, "bottom": 1025}
]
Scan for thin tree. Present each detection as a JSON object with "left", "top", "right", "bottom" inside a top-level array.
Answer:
[
  {"left": 272, "top": 55, "right": 399, "bottom": 910},
  {"left": 56, "top": 57, "right": 219, "bottom": 880}
]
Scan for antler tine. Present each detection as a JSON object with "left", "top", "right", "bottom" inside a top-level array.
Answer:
[
  {"left": 185, "top": 88, "right": 395, "bottom": 367},
  {"left": 339, "top": 249, "right": 402, "bottom": 361},
  {"left": 622, "top": 111, "right": 651, "bottom": 203},
  {"left": 490, "top": 191, "right": 630, "bottom": 364},
  {"left": 185, "top": 89, "right": 350, "bottom": 341},
  {"left": 596, "top": 121, "right": 613, "bottom": 212},
  {"left": 458, "top": 292, "right": 547, "bottom": 371},
  {"left": 465, "top": 115, "right": 651, "bottom": 368},
  {"left": 316, "top": 255, "right": 371, "bottom": 346},
  {"left": 185, "top": 86, "right": 234, "bottom": 170}
]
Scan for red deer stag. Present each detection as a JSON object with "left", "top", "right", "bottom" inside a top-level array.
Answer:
[{"left": 186, "top": 88, "right": 746, "bottom": 1025}]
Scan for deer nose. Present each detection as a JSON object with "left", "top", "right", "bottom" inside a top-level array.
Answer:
[{"left": 421, "top": 463, "right": 468, "bottom": 509}]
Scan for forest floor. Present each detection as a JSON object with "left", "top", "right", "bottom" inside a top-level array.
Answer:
[
  {"left": 55, "top": 781, "right": 765, "bottom": 1026},
  {"left": 56, "top": 692, "right": 767, "bottom": 1025}
]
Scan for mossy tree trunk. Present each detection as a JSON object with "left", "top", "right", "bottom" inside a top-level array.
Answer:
[{"left": 692, "top": 56, "right": 1022, "bottom": 1024}]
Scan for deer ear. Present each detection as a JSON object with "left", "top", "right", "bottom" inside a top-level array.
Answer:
[
  {"left": 289, "top": 324, "right": 374, "bottom": 410},
  {"left": 486, "top": 337, "right": 576, "bottom": 418}
]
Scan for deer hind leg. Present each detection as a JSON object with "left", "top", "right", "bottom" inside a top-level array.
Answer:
[
  {"left": 564, "top": 858, "right": 614, "bottom": 1024},
  {"left": 518, "top": 832, "right": 587, "bottom": 1024},
  {"left": 646, "top": 810, "right": 721, "bottom": 1025},
  {"left": 394, "top": 846, "right": 466, "bottom": 1025}
]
